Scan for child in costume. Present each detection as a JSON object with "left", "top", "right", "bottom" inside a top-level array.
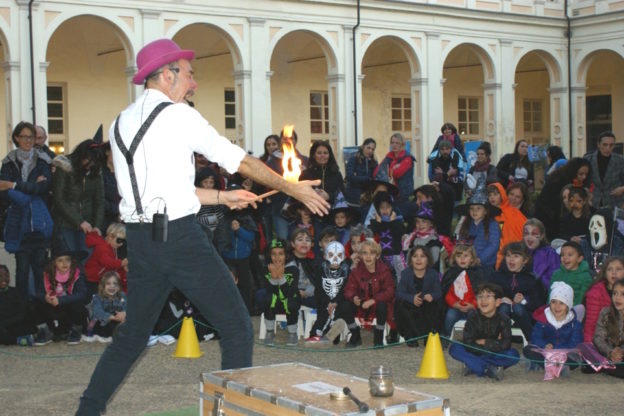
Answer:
[
  {"left": 487, "top": 183, "right": 526, "bottom": 269},
  {"left": 262, "top": 239, "right": 301, "bottom": 346},
  {"left": 306, "top": 241, "right": 351, "bottom": 344},
  {"left": 369, "top": 191, "right": 405, "bottom": 279},
  {"left": 522, "top": 218, "right": 560, "bottom": 290},
  {"left": 402, "top": 201, "right": 443, "bottom": 271},
  {"left": 455, "top": 192, "right": 501, "bottom": 270}
]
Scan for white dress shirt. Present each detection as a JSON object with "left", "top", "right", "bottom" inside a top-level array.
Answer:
[{"left": 109, "top": 89, "right": 246, "bottom": 223}]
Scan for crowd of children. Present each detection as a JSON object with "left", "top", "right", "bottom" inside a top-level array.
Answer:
[{"left": 2, "top": 126, "right": 624, "bottom": 382}]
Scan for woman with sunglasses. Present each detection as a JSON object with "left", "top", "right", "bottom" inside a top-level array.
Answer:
[
  {"left": 0, "top": 121, "right": 53, "bottom": 300},
  {"left": 85, "top": 222, "right": 128, "bottom": 299}
]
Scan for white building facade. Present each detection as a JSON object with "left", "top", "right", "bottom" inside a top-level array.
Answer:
[{"left": 0, "top": 0, "right": 622, "bottom": 182}]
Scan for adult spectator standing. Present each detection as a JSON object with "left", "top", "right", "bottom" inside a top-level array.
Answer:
[
  {"left": 344, "top": 137, "right": 377, "bottom": 207},
  {"left": 266, "top": 129, "right": 309, "bottom": 240},
  {"left": 496, "top": 139, "right": 534, "bottom": 189},
  {"left": 76, "top": 38, "right": 328, "bottom": 415},
  {"left": 0, "top": 122, "right": 53, "bottom": 300},
  {"left": 374, "top": 133, "right": 415, "bottom": 202},
  {"left": 51, "top": 139, "right": 104, "bottom": 257},
  {"left": 430, "top": 122, "right": 466, "bottom": 161},
  {"left": 534, "top": 157, "right": 591, "bottom": 241},
  {"left": 34, "top": 125, "right": 57, "bottom": 159},
  {"left": 300, "top": 140, "right": 345, "bottom": 206},
  {"left": 585, "top": 131, "right": 624, "bottom": 208}
]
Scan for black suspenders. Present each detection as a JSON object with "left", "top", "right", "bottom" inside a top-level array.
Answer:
[{"left": 113, "top": 102, "right": 172, "bottom": 217}]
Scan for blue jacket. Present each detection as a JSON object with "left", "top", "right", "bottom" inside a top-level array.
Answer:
[
  {"left": 396, "top": 267, "right": 442, "bottom": 304},
  {"left": 3, "top": 190, "right": 53, "bottom": 253},
  {"left": 345, "top": 155, "right": 377, "bottom": 205},
  {"left": 530, "top": 307, "right": 583, "bottom": 349},
  {"left": 91, "top": 292, "right": 127, "bottom": 324},
  {"left": 221, "top": 223, "right": 255, "bottom": 260},
  {"left": 468, "top": 219, "right": 500, "bottom": 268}
]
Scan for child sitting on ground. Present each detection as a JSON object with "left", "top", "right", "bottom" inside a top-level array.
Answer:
[
  {"left": 523, "top": 282, "right": 583, "bottom": 375},
  {"left": 395, "top": 246, "right": 443, "bottom": 346},
  {"left": 441, "top": 244, "right": 485, "bottom": 336},
  {"left": 0, "top": 265, "right": 36, "bottom": 346},
  {"left": 584, "top": 256, "right": 624, "bottom": 343},
  {"left": 550, "top": 241, "right": 592, "bottom": 321},
  {"left": 262, "top": 239, "right": 301, "bottom": 346},
  {"left": 591, "top": 278, "right": 624, "bottom": 379},
  {"left": 33, "top": 242, "right": 87, "bottom": 346},
  {"left": 306, "top": 241, "right": 351, "bottom": 344},
  {"left": 522, "top": 219, "right": 560, "bottom": 291},
  {"left": 85, "top": 223, "right": 128, "bottom": 298},
  {"left": 449, "top": 282, "right": 520, "bottom": 380},
  {"left": 489, "top": 242, "right": 544, "bottom": 342},
  {"left": 84, "top": 271, "right": 126, "bottom": 343}
]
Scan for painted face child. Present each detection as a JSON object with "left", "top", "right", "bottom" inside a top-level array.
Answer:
[{"left": 523, "top": 223, "right": 543, "bottom": 251}]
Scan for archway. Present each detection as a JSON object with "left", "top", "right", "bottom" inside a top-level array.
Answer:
[
  {"left": 173, "top": 24, "right": 241, "bottom": 144},
  {"left": 361, "top": 36, "right": 421, "bottom": 166},
  {"left": 46, "top": 15, "right": 129, "bottom": 152},
  {"left": 578, "top": 50, "right": 624, "bottom": 152},
  {"left": 270, "top": 30, "right": 335, "bottom": 155}
]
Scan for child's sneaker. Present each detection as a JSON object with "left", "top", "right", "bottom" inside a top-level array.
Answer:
[
  {"left": 286, "top": 332, "right": 299, "bottom": 346},
  {"left": 484, "top": 365, "right": 504, "bottom": 381},
  {"left": 264, "top": 330, "right": 275, "bottom": 346},
  {"left": 305, "top": 335, "right": 328, "bottom": 344},
  {"left": 67, "top": 327, "right": 82, "bottom": 345},
  {"left": 34, "top": 328, "right": 53, "bottom": 346},
  {"left": 94, "top": 335, "right": 113, "bottom": 343},
  {"left": 147, "top": 335, "right": 159, "bottom": 347},
  {"left": 462, "top": 363, "right": 473, "bottom": 377},
  {"left": 17, "top": 335, "right": 33, "bottom": 346},
  {"left": 81, "top": 334, "right": 96, "bottom": 343}
]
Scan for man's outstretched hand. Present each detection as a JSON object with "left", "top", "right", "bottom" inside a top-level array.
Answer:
[{"left": 286, "top": 179, "right": 330, "bottom": 216}]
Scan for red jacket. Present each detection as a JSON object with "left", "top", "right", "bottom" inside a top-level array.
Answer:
[
  {"left": 85, "top": 232, "right": 127, "bottom": 290},
  {"left": 583, "top": 280, "right": 611, "bottom": 343},
  {"left": 444, "top": 270, "right": 477, "bottom": 308},
  {"left": 376, "top": 150, "right": 414, "bottom": 182},
  {"left": 344, "top": 259, "right": 395, "bottom": 304}
]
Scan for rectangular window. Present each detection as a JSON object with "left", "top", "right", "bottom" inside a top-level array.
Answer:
[
  {"left": 310, "top": 91, "right": 329, "bottom": 135},
  {"left": 224, "top": 89, "right": 236, "bottom": 130},
  {"left": 523, "top": 99, "right": 543, "bottom": 134},
  {"left": 458, "top": 97, "right": 479, "bottom": 136},
  {"left": 391, "top": 96, "right": 411, "bottom": 132},
  {"left": 47, "top": 84, "right": 66, "bottom": 136}
]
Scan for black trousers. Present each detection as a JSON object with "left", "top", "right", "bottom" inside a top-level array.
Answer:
[
  {"left": 395, "top": 299, "right": 442, "bottom": 340},
  {"left": 35, "top": 301, "right": 87, "bottom": 333}
]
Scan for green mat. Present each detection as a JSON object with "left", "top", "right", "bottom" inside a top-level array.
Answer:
[{"left": 144, "top": 406, "right": 197, "bottom": 416}]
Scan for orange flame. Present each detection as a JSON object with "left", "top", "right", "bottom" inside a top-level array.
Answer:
[{"left": 281, "top": 125, "right": 301, "bottom": 183}]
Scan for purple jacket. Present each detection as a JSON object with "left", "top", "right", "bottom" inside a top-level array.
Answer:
[{"left": 531, "top": 244, "right": 560, "bottom": 289}]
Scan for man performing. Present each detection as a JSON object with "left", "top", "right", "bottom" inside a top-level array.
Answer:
[{"left": 76, "top": 38, "right": 329, "bottom": 415}]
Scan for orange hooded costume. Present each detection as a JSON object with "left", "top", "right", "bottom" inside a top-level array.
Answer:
[{"left": 489, "top": 182, "right": 527, "bottom": 269}]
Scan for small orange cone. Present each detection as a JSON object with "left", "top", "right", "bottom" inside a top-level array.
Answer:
[
  {"left": 174, "top": 317, "right": 203, "bottom": 358},
  {"left": 416, "top": 333, "right": 449, "bottom": 379}
]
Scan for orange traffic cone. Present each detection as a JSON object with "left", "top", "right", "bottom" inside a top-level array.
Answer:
[
  {"left": 173, "top": 317, "right": 203, "bottom": 358},
  {"left": 416, "top": 333, "right": 449, "bottom": 379}
]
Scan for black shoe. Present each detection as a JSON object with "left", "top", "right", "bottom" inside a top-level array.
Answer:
[
  {"left": 484, "top": 365, "right": 504, "bottom": 381},
  {"left": 462, "top": 364, "right": 473, "bottom": 376},
  {"left": 67, "top": 326, "right": 82, "bottom": 345},
  {"left": 406, "top": 340, "right": 419, "bottom": 348},
  {"left": 385, "top": 329, "right": 398, "bottom": 345},
  {"left": 34, "top": 328, "right": 53, "bottom": 346},
  {"left": 373, "top": 329, "right": 384, "bottom": 347},
  {"left": 346, "top": 328, "right": 361, "bottom": 348}
]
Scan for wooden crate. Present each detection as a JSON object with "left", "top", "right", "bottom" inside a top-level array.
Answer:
[{"left": 200, "top": 362, "right": 449, "bottom": 415}]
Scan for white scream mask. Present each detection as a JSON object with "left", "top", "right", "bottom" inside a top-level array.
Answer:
[
  {"left": 325, "top": 241, "right": 345, "bottom": 268},
  {"left": 589, "top": 213, "right": 607, "bottom": 250}
]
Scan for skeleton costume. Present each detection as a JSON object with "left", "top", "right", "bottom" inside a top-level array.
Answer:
[{"left": 308, "top": 242, "right": 352, "bottom": 339}]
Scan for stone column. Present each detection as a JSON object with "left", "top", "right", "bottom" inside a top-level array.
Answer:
[
  {"left": 1, "top": 61, "right": 20, "bottom": 153},
  {"left": 483, "top": 82, "right": 501, "bottom": 157},
  {"left": 140, "top": 9, "right": 162, "bottom": 43},
  {"left": 234, "top": 70, "right": 251, "bottom": 149},
  {"left": 424, "top": 32, "right": 443, "bottom": 159},
  {"left": 547, "top": 86, "right": 568, "bottom": 150},
  {"left": 410, "top": 77, "right": 426, "bottom": 181},
  {"left": 247, "top": 17, "right": 271, "bottom": 155},
  {"left": 326, "top": 73, "right": 346, "bottom": 166},
  {"left": 498, "top": 39, "right": 516, "bottom": 157},
  {"left": 570, "top": 86, "right": 587, "bottom": 157}
]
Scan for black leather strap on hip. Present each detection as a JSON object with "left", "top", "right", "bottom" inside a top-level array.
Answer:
[{"left": 113, "top": 101, "right": 173, "bottom": 216}]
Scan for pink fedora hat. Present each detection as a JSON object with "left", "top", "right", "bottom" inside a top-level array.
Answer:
[{"left": 132, "top": 38, "right": 195, "bottom": 85}]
